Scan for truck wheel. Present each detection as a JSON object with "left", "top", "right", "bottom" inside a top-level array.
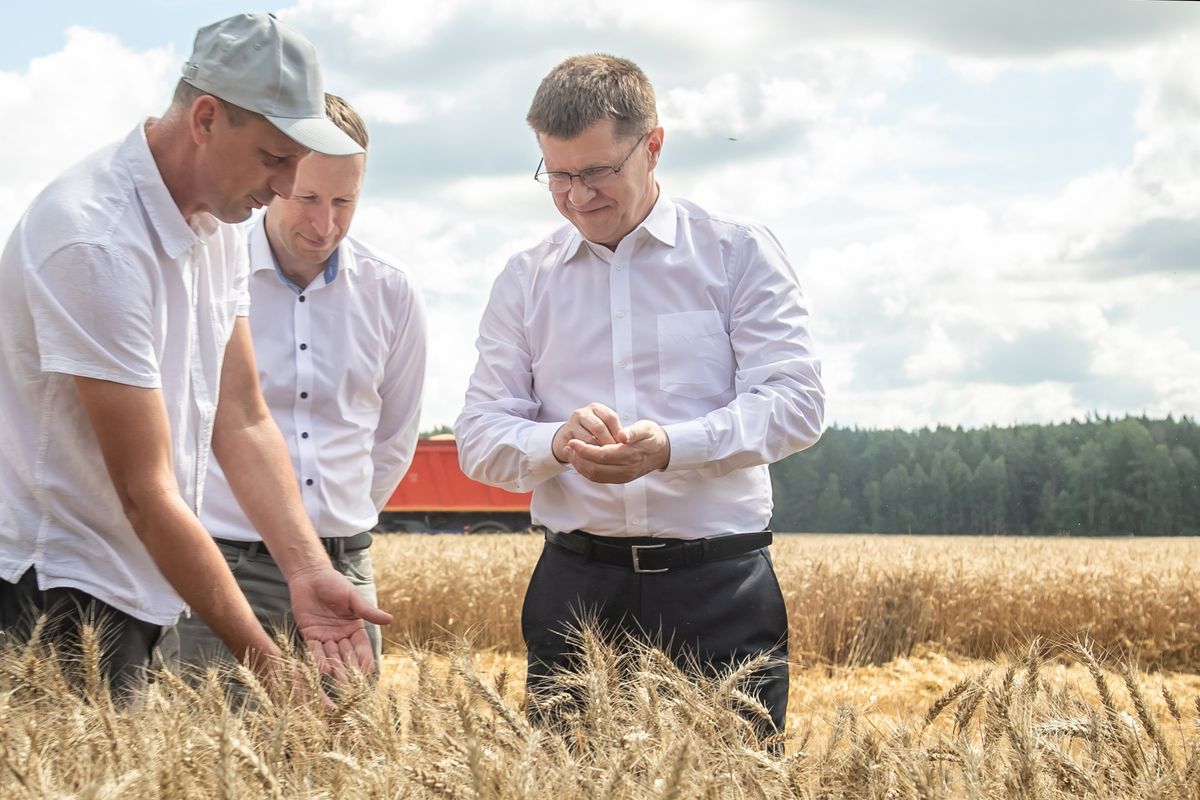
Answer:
[{"left": 467, "top": 520, "right": 512, "bottom": 534}]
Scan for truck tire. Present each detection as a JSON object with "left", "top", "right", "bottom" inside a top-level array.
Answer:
[{"left": 467, "top": 519, "right": 512, "bottom": 534}]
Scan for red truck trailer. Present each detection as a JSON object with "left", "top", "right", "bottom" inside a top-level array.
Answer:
[{"left": 379, "top": 437, "right": 532, "bottom": 532}]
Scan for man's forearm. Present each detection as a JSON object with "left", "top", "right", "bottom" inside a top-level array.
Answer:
[
  {"left": 213, "top": 413, "right": 329, "bottom": 580},
  {"left": 129, "top": 491, "right": 278, "bottom": 664},
  {"left": 72, "top": 375, "right": 281, "bottom": 665}
]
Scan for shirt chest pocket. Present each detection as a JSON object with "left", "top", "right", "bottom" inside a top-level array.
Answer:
[{"left": 657, "top": 310, "right": 734, "bottom": 399}]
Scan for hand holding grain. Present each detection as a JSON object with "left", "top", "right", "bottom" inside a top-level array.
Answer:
[
  {"left": 564, "top": 419, "right": 671, "bottom": 484},
  {"left": 551, "top": 402, "right": 623, "bottom": 463}
]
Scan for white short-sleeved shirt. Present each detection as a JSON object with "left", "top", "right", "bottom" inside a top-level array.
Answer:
[
  {"left": 0, "top": 121, "right": 250, "bottom": 625},
  {"left": 200, "top": 218, "right": 426, "bottom": 541}
]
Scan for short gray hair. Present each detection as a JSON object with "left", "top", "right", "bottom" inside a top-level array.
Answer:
[
  {"left": 526, "top": 54, "right": 657, "bottom": 140},
  {"left": 172, "top": 79, "right": 252, "bottom": 127}
]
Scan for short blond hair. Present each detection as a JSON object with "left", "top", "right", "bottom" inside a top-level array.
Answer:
[
  {"left": 526, "top": 54, "right": 657, "bottom": 140},
  {"left": 325, "top": 93, "right": 369, "bottom": 150}
]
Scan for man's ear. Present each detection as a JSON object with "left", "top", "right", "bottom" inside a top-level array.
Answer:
[
  {"left": 646, "top": 126, "right": 665, "bottom": 167},
  {"left": 190, "top": 95, "right": 219, "bottom": 145}
]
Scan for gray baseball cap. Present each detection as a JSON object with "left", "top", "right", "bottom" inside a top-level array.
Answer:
[{"left": 181, "top": 13, "right": 363, "bottom": 156}]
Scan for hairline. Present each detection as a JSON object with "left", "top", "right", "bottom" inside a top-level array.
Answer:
[{"left": 525, "top": 54, "right": 658, "bottom": 141}]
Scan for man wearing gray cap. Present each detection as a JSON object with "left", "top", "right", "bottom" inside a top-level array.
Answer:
[{"left": 0, "top": 13, "right": 390, "bottom": 694}]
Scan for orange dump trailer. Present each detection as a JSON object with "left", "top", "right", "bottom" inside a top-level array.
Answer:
[{"left": 380, "top": 438, "right": 532, "bottom": 532}]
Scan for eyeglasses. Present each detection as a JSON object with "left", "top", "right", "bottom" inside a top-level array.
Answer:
[{"left": 533, "top": 132, "right": 648, "bottom": 193}]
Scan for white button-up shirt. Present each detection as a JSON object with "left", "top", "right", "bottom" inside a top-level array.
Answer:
[
  {"left": 455, "top": 191, "right": 824, "bottom": 538},
  {"left": 0, "top": 122, "right": 248, "bottom": 624},
  {"left": 200, "top": 218, "right": 427, "bottom": 541}
]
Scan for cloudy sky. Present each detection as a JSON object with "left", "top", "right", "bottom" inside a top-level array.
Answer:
[{"left": 5, "top": 0, "right": 1199, "bottom": 432}]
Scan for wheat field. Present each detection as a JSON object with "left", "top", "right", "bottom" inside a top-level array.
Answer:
[
  {"left": 374, "top": 533, "right": 1200, "bottom": 669},
  {"left": 2, "top": 533, "right": 1199, "bottom": 798}
]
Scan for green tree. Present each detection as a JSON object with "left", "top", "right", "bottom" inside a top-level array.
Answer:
[
  {"left": 879, "top": 464, "right": 913, "bottom": 534},
  {"left": 766, "top": 416, "right": 1198, "bottom": 535},
  {"left": 813, "top": 473, "right": 854, "bottom": 532},
  {"left": 970, "top": 455, "right": 1008, "bottom": 533}
]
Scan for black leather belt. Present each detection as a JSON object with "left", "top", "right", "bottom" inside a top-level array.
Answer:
[
  {"left": 214, "top": 530, "right": 373, "bottom": 560},
  {"left": 544, "top": 529, "right": 772, "bottom": 573}
]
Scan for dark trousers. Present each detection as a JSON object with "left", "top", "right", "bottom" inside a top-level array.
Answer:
[
  {"left": 0, "top": 568, "right": 172, "bottom": 696},
  {"left": 521, "top": 533, "right": 789, "bottom": 738}
]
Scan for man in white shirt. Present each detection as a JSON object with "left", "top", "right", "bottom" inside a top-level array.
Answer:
[
  {"left": 176, "top": 95, "right": 426, "bottom": 673},
  {"left": 0, "top": 14, "right": 391, "bottom": 694},
  {"left": 455, "top": 54, "right": 824, "bottom": 740}
]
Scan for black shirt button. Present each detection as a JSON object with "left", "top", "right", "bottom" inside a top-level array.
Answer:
[
  {"left": 299, "top": 295, "right": 306, "bottom": 303},
  {"left": 301, "top": 432, "right": 309, "bottom": 439},
  {"left": 300, "top": 392, "right": 308, "bottom": 399},
  {"left": 305, "top": 478, "right": 314, "bottom": 486},
  {"left": 299, "top": 343, "right": 308, "bottom": 350}
]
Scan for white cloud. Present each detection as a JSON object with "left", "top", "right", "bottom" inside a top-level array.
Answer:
[
  {"left": 4, "top": 2, "right": 1199, "bottom": 432},
  {"left": 660, "top": 75, "right": 752, "bottom": 136},
  {"left": 286, "top": 0, "right": 758, "bottom": 53},
  {"left": 1092, "top": 321, "right": 1200, "bottom": 416},
  {"left": 760, "top": 0, "right": 1200, "bottom": 58},
  {"left": 828, "top": 379, "right": 1084, "bottom": 431},
  {"left": 282, "top": 0, "right": 466, "bottom": 51},
  {"left": 354, "top": 89, "right": 454, "bottom": 126},
  {"left": 0, "top": 27, "right": 174, "bottom": 227},
  {"left": 904, "top": 324, "right": 967, "bottom": 382}
]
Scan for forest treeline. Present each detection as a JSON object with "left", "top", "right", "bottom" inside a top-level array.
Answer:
[{"left": 768, "top": 415, "right": 1200, "bottom": 535}]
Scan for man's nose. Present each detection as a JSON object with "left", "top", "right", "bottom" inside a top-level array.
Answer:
[
  {"left": 309, "top": 205, "right": 334, "bottom": 237},
  {"left": 566, "top": 176, "right": 596, "bottom": 205},
  {"left": 270, "top": 161, "right": 300, "bottom": 200}
]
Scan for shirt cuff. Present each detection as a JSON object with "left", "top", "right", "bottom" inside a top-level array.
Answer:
[
  {"left": 524, "top": 421, "right": 568, "bottom": 477},
  {"left": 661, "top": 419, "right": 711, "bottom": 472}
]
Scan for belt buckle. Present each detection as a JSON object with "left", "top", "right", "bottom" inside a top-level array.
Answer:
[{"left": 631, "top": 543, "right": 668, "bottom": 574}]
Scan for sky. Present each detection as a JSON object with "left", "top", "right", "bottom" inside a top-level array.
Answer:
[{"left": 3, "top": 0, "right": 1199, "bottom": 433}]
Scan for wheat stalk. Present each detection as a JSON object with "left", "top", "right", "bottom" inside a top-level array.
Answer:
[{"left": 1120, "top": 661, "right": 1177, "bottom": 775}]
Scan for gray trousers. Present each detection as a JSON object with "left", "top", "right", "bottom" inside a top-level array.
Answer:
[{"left": 175, "top": 537, "right": 381, "bottom": 674}]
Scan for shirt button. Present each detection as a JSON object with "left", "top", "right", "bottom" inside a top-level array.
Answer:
[
  {"left": 615, "top": 264, "right": 623, "bottom": 271},
  {"left": 622, "top": 413, "right": 632, "bottom": 422},
  {"left": 305, "top": 478, "right": 314, "bottom": 486},
  {"left": 301, "top": 432, "right": 309, "bottom": 439},
  {"left": 299, "top": 343, "right": 308, "bottom": 350},
  {"left": 615, "top": 309, "right": 625, "bottom": 318},
  {"left": 631, "top": 516, "right": 640, "bottom": 525},
  {"left": 300, "top": 392, "right": 308, "bottom": 399},
  {"left": 617, "top": 359, "right": 626, "bottom": 368},
  {"left": 299, "top": 295, "right": 306, "bottom": 303}
]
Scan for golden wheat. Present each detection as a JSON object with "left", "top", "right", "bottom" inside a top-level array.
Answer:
[
  {"left": 5, "top": 628, "right": 1200, "bottom": 798},
  {"left": 0, "top": 533, "right": 1198, "bottom": 798},
  {"left": 373, "top": 533, "right": 1200, "bottom": 668}
]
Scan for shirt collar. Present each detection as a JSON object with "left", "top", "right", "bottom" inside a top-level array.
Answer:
[
  {"left": 126, "top": 120, "right": 208, "bottom": 259},
  {"left": 249, "top": 215, "right": 344, "bottom": 292},
  {"left": 562, "top": 186, "right": 677, "bottom": 263},
  {"left": 640, "top": 189, "right": 677, "bottom": 247}
]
